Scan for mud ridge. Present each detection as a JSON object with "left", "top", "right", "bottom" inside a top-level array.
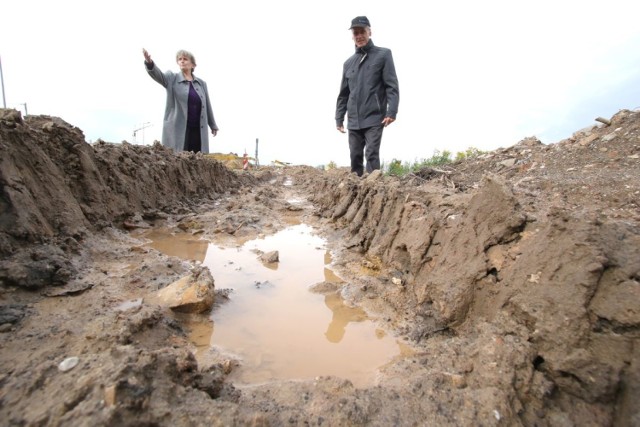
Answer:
[
  {"left": 0, "top": 110, "right": 250, "bottom": 288},
  {"left": 293, "top": 111, "right": 640, "bottom": 424}
]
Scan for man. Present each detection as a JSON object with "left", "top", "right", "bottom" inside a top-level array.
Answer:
[{"left": 335, "top": 16, "right": 399, "bottom": 176}]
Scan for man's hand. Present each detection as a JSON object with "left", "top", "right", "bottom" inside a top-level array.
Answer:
[
  {"left": 212, "top": 129, "right": 218, "bottom": 137},
  {"left": 337, "top": 126, "right": 346, "bottom": 134},
  {"left": 381, "top": 117, "right": 395, "bottom": 127}
]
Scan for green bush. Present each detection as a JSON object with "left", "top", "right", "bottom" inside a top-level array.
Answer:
[
  {"left": 455, "top": 147, "right": 486, "bottom": 162},
  {"left": 385, "top": 159, "right": 412, "bottom": 176},
  {"left": 384, "top": 147, "right": 486, "bottom": 177}
]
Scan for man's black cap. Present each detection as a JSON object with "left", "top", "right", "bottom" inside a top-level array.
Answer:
[{"left": 349, "top": 16, "right": 370, "bottom": 29}]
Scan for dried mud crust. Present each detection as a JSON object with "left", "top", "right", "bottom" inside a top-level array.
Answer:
[{"left": 0, "top": 108, "right": 639, "bottom": 426}]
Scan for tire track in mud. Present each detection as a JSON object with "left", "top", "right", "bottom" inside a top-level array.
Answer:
[{"left": 297, "top": 166, "right": 640, "bottom": 424}]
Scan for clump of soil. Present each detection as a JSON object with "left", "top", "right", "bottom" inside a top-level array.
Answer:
[{"left": 1, "top": 107, "right": 639, "bottom": 426}]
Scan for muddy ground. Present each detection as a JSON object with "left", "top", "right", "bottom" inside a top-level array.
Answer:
[{"left": 1, "top": 107, "right": 639, "bottom": 426}]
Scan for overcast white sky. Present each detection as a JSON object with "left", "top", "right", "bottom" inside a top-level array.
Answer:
[{"left": 2, "top": 0, "right": 639, "bottom": 167}]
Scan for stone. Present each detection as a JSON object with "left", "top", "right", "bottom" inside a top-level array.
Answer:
[
  {"left": 259, "top": 251, "right": 279, "bottom": 264},
  {"left": 58, "top": 356, "right": 79, "bottom": 372},
  {"left": 148, "top": 266, "right": 215, "bottom": 314}
]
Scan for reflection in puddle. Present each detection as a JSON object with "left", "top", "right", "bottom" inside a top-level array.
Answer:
[
  {"left": 323, "top": 293, "right": 368, "bottom": 343},
  {"left": 142, "top": 229, "right": 209, "bottom": 262},
  {"left": 145, "top": 224, "right": 403, "bottom": 387},
  {"left": 187, "top": 318, "right": 214, "bottom": 353},
  {"left": 286, "top": 197, "right": 304, "bottom": 205}
]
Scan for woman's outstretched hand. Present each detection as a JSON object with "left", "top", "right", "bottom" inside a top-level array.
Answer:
[{"left": 142, "top": 48, "right": 152, "bottom": 63}]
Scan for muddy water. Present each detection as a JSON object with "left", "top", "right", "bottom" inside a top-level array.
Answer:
[{"left": 145, "top": 224, "right": 404, "bottom": 387}]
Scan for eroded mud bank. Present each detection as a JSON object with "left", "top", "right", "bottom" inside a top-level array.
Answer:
[
  {"left": 295, "top": 112, "right": 640, "bottom": 424},
  {"left": 0, "top": 110, "right": 249, "bottom": 289}
]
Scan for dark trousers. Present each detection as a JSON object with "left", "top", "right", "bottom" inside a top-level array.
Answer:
[
  {"left": 348, "top": 125, "right": 384, "bottom": 176},
  {"left": 184, "top": 126, "right": 202, "bottom": 153}
]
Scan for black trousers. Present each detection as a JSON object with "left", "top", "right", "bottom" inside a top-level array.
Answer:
[
  {"left": 348, "top": 125, "right": 384, "bottom": 176},
  {"left": 184, "top": 126, "right": 202, "bottom": 153}
]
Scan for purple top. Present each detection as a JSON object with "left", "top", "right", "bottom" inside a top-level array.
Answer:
[{"left": 187, "top": 82, "right": 202, "bottom": 129}]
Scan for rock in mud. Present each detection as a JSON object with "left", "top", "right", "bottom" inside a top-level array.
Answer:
[
  {"left": 259, "top": 250, "right": 279, "bottom": 264},
  {"left": 0, "top": 245, "right": 76, "bottom": 289},
  {"left": 0, "top": 304, "right": 29, "bottom": 325},
  {"left": 58, "top": 356, "right": 80, "bottom": 372},
  {"left": 148, "top": 266, "right": 215, "bottom": 313}
]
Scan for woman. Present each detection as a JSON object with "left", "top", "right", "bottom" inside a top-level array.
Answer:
[{"left": 143, "top": 48, "right": 218, "bottom": 153}]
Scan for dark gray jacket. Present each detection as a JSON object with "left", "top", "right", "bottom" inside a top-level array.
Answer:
[{"left": 335, "top": 40, "right": 399, "bottom": 130}]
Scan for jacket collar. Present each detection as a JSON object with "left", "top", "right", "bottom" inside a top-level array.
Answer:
[
  {"left": 178, "top": 72, "right": 200, "bottom": 84},
  {"left": 355, "top": 39, "right": 374, "bottom": 54}
]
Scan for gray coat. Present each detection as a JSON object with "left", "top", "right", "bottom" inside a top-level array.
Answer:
[
  {"left": 336, "top": 39, "right": 399, "bottom": 130},
  {"left": 146, "top": 62, "right": 218, "bottom": 153}
]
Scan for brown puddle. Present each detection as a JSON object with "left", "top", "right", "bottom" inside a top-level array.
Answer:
[
  {"left": 140, "top": 229, "right": 209, "bottom": 262},
  {"left": 143, "top": 224, "right": 406, "bottom": 387}
]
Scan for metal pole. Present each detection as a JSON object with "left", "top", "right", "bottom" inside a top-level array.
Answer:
[
  {"left": 132, "top": 122, "right": 151, "bottom": 144},
  {"left": 255, "top": 138, "right": 259, "bottom": 169},
  {"left": 0, "top": 55, "right": 6, "bottom": 108}
]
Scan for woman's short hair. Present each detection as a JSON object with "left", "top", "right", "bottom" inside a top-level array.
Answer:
[{"left": 176, "top": 50, "right": 196, "bottom": 72}]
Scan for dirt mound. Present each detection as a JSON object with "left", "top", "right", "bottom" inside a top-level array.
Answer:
[
  {"left": 0, "top": 109, "right": 250, "bottom": 288},
  {"left": 289, "top": 109, "right": 640, "bottom": 424},
  {"left": 1, "top": 108, "right": 639, "bottom": 426}
]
